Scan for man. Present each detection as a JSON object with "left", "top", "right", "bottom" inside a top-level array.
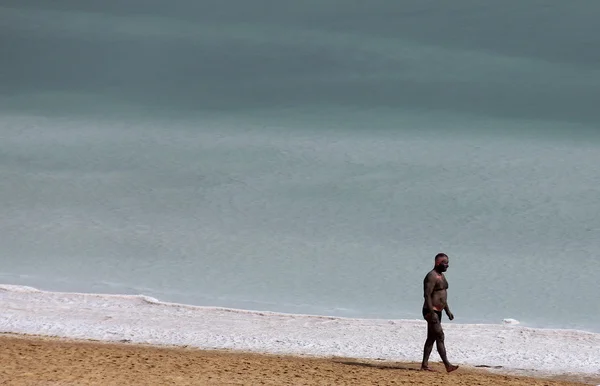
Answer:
[{"left": 421, "top": 253, "right": 459, "bottom": 372}]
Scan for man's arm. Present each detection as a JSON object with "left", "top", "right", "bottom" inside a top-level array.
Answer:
[
  {"left": 444, "top": 304, "right": 454, "bottom": 320},
  {"left": 423, "top": 273, "right": 436, "bottom": 312}
]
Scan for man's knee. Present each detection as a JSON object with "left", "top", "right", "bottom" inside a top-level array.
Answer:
[{"left": 433, "top": 326, "right": 444, "bottom": 339}]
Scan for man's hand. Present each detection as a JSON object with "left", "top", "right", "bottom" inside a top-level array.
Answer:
[{"left": 445, "top": 310, "right": 454, "bottom": 320}]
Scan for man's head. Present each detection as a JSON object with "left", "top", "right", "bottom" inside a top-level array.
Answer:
[{"left": 434, "top": 253, "right": 449, "bottom": 272}]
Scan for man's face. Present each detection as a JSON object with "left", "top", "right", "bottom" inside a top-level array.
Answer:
[{"left": 437, "top": 257, "right": 449, "bottom": 272}]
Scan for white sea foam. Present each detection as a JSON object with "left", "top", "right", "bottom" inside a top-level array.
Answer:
[{"left": 1, "top": 284, "right": 598, "bottom": 379}]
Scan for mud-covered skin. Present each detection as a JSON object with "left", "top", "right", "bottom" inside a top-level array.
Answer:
[
  {"left": 422, "top": 270, "right": 448, "bottom": 313},
  {"left": 421, "top": 254, "right": 458, "bottom": 373}
]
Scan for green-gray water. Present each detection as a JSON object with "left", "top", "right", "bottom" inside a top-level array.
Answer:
[{"left": 1, "top": 1, "right": 599, "bottom": 332}]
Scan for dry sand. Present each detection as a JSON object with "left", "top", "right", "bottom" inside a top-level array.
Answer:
[{"left": 0, "top": 333, "right": 598, "bottom": 385}]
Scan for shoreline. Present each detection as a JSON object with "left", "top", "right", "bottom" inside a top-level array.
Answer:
[
  {"left": 2, "top": 282, "right": 598, "bottom": 335},
  {"left": 1, "top": 283, "right": 598, "bottom": 335},
  {"left": 1, "top": 333, "right": 598, "bottom": 385},
  {"left": 2, "top": 283, "right": 600, "bottom": 380}
]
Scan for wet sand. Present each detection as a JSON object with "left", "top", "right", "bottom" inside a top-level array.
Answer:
[{"left": 0, "top": 333, "right": 597, "bottom": 385}]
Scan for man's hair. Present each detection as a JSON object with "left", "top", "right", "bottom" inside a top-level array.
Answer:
[{"left": 434, "top": 253, "right": 448, "bottom": 262}]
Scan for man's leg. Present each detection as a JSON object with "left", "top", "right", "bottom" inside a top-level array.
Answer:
[
  {"left": 421, "top": 316, "right": 437, "bottom": 371},
  {"left": 434, "top": 324, "right": 459, "bottom": 373}
]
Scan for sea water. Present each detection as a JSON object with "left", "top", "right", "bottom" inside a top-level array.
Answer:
[
  {"left": 1, "top": 0, "right": 600, "bottom": 377},
  {"left": 2, "top": 113, "right": 599, "bottom": 332}
]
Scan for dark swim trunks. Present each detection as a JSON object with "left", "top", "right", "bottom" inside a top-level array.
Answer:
[{"left": 422, "top": 307, "right": 442, "bottom": 321}]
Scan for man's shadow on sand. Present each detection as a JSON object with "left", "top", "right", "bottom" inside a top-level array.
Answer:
[
  {"left": 335, "top": 360, "right": 504, "bottom": 372},
  {"left": 333, "top": 360, "right": 422, "bottom": 372}
]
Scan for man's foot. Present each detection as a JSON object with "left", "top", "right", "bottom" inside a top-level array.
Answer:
[
  {"left": 420, "top": 366, "right": 437, "bottom": 372},
  {"left": 445, "top": 364, "right": 459, "bottom": 373}
]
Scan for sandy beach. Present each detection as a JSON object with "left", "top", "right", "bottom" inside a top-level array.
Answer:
[{"left": 1, "top": 334, "right": 597, "bottom": 386}]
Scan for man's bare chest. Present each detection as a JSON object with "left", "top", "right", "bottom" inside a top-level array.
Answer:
[{"left": 434, "top": 274, "right": 448, "bottom": 291}]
